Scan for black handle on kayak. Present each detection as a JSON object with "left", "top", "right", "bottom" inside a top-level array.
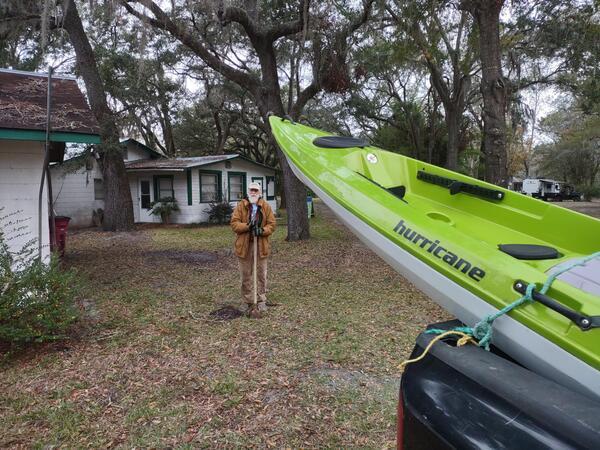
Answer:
[
  {"left": 513, "top": 280, "right": 600, "bottom": 331},
  {"left": 417, "top": 171, "right": 505, "bottom": 201}
]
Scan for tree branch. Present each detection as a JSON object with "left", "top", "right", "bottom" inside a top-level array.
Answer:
[
  {"left": 217, "top": 6, "right": 260, "bottom": 41},
  {"left": 121, "top": 0, "right": 260, "bottom": 93},
  {"left": 266, "top": 0, "right": 310, "bottom": 42}
]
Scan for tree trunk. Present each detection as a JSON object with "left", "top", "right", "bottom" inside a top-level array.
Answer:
[
  {"left": 256, "top": 42, "right": 309, "bottom": 241},
  {"left": 258, "top": 95, "right": 309, "bottom": 241},
  {"left": 159, "top": 100, "right": 176, "bottom": 156},
  {"left": 444, "top": 105, "right": 460, "bottom": 170},
  {"left": 464, "top": 0, "right": 508, "bottom": 186},
  {"left": 62, "top": 0, "right": 134, "bottom": 231},
  {"left": 427, "top": 91, "right": 440, "bottom": 164}
]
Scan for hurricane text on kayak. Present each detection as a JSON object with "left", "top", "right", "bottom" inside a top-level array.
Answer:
[{"left": 393, "top": 220, "right": 486, "bottom": 282}]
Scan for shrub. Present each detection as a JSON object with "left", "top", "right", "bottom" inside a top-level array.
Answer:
[
  {"left": 204, "top": 201, "right": 234, "bottom": 225},
  {"left": 150, "top": 197, "right": 180, "bottom": 224},
  {"left": 0, "top": 214, "right": 78, "bottom": 344}
]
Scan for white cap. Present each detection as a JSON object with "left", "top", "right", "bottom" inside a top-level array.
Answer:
[{"left": 248, "top": 182, "right": 262, "bottom": 194}]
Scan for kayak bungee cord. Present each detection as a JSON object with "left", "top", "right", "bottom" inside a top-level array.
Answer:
[{"left": 421, "top": 251, "right": 600, "bottom": 353}]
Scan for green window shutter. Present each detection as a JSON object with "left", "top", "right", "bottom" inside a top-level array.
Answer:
[
  {"left": 217, "top": 171, "right": 223, "bottom": 202},
  {"left": 186, "top": 169, "right": 192, "bottom": 205},
  {"left": 153, "top": 175, "right": 158, "bottom": 201}
]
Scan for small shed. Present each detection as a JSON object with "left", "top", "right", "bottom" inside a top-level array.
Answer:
[{"left": 0, "top": 68, "right": 100, "bottom": 262}]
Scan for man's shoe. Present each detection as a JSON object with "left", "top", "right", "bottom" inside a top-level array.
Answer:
[{"left": 257, "top": 302, "right": 268, "bottom": 313}]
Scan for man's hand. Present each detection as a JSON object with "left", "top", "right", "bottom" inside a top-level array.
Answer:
[{"left": 254, "top": 226, "right": 263, "bottom": 237}]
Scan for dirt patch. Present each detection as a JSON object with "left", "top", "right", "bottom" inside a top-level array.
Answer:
[
  {"left": 145, "top": 250, "right": 219, "bottom": 265},
  {"left": 208, "top": 305, "right": 244, "bottom": 321}
]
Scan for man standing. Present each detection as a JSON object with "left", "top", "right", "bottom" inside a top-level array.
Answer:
[{"left": 230, "top": 182, "right": 276, "bottom": 316}]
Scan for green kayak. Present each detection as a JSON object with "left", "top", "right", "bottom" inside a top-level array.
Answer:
[{"left": 270, "top": 115, "right": 600, "bottom": 399}]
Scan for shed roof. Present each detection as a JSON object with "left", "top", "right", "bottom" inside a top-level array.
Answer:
[
  {"left": 125, "top": 154, "right": 276, "bottom": 172},
  {"left": 0, "top": 69, "right": 100, "bottom": 143}
]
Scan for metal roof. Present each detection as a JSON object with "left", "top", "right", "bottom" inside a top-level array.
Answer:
[
  {"left": 125, "top": 154, "right": 238, "bottom": 171},
  {"left": 125, "top": 154, "right": 278, "bottom": 172}
]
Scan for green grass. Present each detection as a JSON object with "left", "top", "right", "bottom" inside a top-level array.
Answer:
[{"left": 0, "top": 202, "right": 449, "bottom": 448}]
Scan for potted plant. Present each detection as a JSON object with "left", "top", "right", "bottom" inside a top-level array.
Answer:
[{"left": 150, "top": 197, "right": 180, "bottom": 224}]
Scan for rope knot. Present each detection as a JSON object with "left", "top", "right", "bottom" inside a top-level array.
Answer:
[
  {"left": 472, "top": 320, "right": 493, "bottom": 350},
  {"left": 524, "top": 282, "right": 536, "bottom": 300}
]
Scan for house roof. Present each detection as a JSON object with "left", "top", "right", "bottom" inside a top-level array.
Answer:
[
  {"left": 0, "top": 69, "right": 100, "bottom": 143},
  {"left": 125, "top": 154, "right": 276, "bottom": 172},
  {"left": 120, "top": 137, "right": 165, "bottom": 159}
]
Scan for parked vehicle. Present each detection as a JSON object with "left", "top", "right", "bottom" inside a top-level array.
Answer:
[
  {"left": 519, "top": 178, "right": 583, "bottom": 201},
  {"left": 522, "top": 178, "right": 562, "bottom": 200},
  {"left": 398, "top": 320, "right": 600, "bottom": 449},
  {"left": 560, "top": 184, "right": 585, "bottom": 201}
]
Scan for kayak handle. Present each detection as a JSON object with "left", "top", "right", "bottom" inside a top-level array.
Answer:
[
  {"left": 417, "top": 171, "right": 505, "bottom": 201},
  {"left": 514, "top": 280, "right": 600, "bottom": 331}
]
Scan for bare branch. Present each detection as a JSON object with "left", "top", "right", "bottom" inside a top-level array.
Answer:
[
  {"left": 266, "top": 0, "right": 310, "bottom": 42},
  {"left": 217, "top": 5, "right": 260, "bottom": 40},
  {"left": 121, "top": 0, "right": 260, "bottom": 93}
]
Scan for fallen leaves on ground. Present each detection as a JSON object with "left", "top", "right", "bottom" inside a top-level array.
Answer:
[{"left": 0, "top": 201, "right": 449, "bottom": 448}]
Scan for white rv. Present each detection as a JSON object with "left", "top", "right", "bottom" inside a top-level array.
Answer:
[
  {"left": 520, "top": 178, "right": 582, "bottom": 201},
  {"left": 522, "top": 178, "right": 561, "bottom": 200}
]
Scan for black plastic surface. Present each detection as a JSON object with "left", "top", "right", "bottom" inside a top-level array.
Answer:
[
  {"left": 417, "top": 170, "right": 505, "bottom": 201},
  {"left": 313, "top": 135, "right": 367, "bottom": 148},
  {"left": 499, "top": 244, "right": 560, "bottom": 260},
  {"left": 399, "top": 320, "right": 600, "bottom": 449}
]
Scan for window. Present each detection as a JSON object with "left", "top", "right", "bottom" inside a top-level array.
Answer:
[
  {"left": 265, "top": 176, "right": 275, "bottom": 201},
  {"left": 251, "top": 176, "right": 264, "bottom": 193},
  {"left": 140, "top": 180, "right": 151, "bottom": 209},
  {"left": 199, "top": 170, "right": 222, "bottom": 202},
  {"left": 228, "top": 172, "right": 246, "bottom": 202},
  {"left": 94, "top": 178, "right": 104, "bottom": 200},
  {"left": 154, "top": 175, "right": 175, "bottom": 200}
]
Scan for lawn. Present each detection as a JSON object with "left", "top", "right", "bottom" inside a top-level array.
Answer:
[{"left": 0, "top": 202, "right": 448, "bottom": 448}]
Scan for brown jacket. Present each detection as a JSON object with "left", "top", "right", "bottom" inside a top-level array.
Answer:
[{"left": 230, "top": 198, "right": 276, "bottom": 258}]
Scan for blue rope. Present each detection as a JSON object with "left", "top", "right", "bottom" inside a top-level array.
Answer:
[{"left": 426, "top": 251, "right": 600, "bottom": 351}]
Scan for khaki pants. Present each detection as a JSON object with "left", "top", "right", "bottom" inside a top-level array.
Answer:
[{"left": 238, "top": 241, "right": 268, "bottom": 305}]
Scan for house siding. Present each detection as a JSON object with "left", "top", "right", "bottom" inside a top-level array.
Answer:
[
  {"left": 0, "top": 140, "right": 50, "bottom": 262},
  {"left": 51, "top": 143, "right": 157, "bottom": 227},
  {"left": 51, "top": 159, "right": 104, "bottom": 227},
  {"left": 124, "top": 142, "right": 152, "bottom": 162},
  {"left": 129, "top": 158, "right": 277, "bottom": 224}
]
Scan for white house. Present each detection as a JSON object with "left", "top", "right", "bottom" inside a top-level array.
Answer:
[
  {"left": 0, "top": 69, "right": 100, "bottom": 262},
  {"left": 125, "top": 154, "right": 277, "bottom": 224},
  {"left": 51, "top": 140, "right": 278, "bottom": 226},
  {"left": 50, "top": 138, "right": 164, "bottom": 227}
]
